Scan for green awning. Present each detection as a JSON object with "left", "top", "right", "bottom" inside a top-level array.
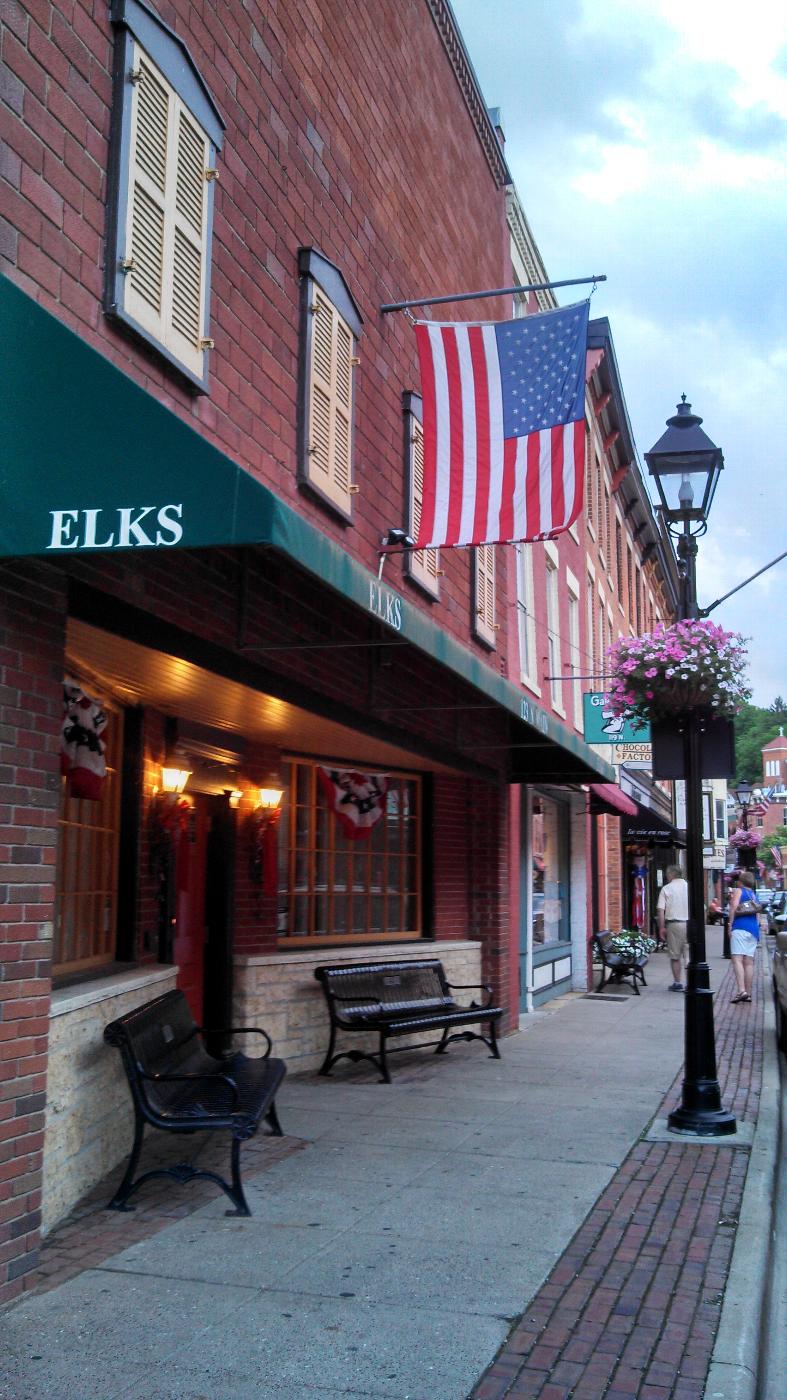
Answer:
[{"left": 1, "top": 276, "right": 613, "bottom": 784}]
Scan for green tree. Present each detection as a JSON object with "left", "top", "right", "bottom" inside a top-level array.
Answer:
[
  {"left": 759, "top": 826, "right": 787, "bottom": 869},
  {"left": 734, "top": 701, "right": 787, "bottom": 783}
]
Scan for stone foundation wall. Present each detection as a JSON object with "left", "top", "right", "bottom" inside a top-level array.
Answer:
[
  {"left": 234, "top": 941, "right": 485, "bottom": 1074},
  {"left": 42, "top": 967, "right": 177, "bottom": 1234}
]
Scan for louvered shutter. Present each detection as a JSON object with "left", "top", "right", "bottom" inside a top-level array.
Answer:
[
  {"left": 125, "top": 50, "right": 169, "bottom": 341},
  {"left": 474, "top": 545, "right": 497, "bottom": 646},
  {"left": 169, "top": 106, "right": 208, "bottom": 374},
  {"left": 408, "top": 417, "right": 440, "bottom": 595},
  {"left": 306, "top": 287, "right": 355, "bottom": 511},
  {"left": 123, "top": 43, "right": 210, "bottom": 380}
]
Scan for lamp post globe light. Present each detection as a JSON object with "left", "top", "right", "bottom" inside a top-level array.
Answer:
[{"left": 644, "top": 398, "right": 737, "bottom": 1137}]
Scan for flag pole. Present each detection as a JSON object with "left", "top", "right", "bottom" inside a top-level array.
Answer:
[{"left": 380, "top": 274, "right": 606, "bottom": 314}]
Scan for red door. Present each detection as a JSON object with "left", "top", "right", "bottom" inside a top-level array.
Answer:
[{"left": 173, "top": 797, "right": 208, "bottom": 1023}]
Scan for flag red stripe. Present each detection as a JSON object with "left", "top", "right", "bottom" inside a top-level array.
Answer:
[
  {"left": 415, "top": 325, "right": 438, "bottom": 548},
  {"left": 526, "top": 433, "right": 541, "bottom": 537},
  {"left": 565, "top": 423, "right": 585, "bottom": 528},
  {"left": 499, "top": 437, "right": 517, "bottom": 541},
  {"left": 469, "top": 327, "right": 490, "bottom": 543},
  {"left": 442, "top": 327, "right": 464, "bottom": 546},
  {"left": 550, "top": 426, "right": 565, "bottom": 529}
]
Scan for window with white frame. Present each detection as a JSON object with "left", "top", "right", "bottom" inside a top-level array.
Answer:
[
  {"left": 586, "top": 571, "right": 596, "bottom": 677},
  {"left": 106, "top": 1, "right": 224, "bottom": 391},
  {"left": 404, "top": 393, "right": 440, "bottom": 598},
  {"left": 545, "top": 549, "right": 562, "bottom": 710},
  {"left": 715, "top": 799, "right": 726, "bottom": 840},
  {"left": 567, "top": 573, "right": 582, "bottom": 730},
  {"left": 298, "top": 248, "right": 362, "bottom": 518},
  {"left": 473, "top": 545, "right": 497, "bottom": 647},
  {"left": 516, "top": 544, "right": 538, "bottom": 690}
]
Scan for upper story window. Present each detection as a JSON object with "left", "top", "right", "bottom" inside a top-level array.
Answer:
[
  {"left": 106, "top": 0, "right": 224, "bottom": 392},
  {"left": 298, "top": 247, "right": 362, "bottom": 520},
  {"left": 516, "top": 544, "right": 538, "bottom": 692},
  {"left": 566, "top": 572, "right": 582, "bottom": 731},
  {"left": 403, "top": 393, "right": 440, "bottom": 599},
  {"left": 545, "top": 546, "right": 563, "bottom": 713},
  {"left": 473, "top": 545, "right": 497, "bottom": 648}
]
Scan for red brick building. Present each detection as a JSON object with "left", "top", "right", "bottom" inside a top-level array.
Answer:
[{"left": 1, "top": 0, "right": 616, "bottom": 1302}]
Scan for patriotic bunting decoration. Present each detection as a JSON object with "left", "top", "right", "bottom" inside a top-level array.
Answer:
[
  {"left": 61, "top": 679, "right": 107, "bottom": 800},
  {"left": 413, "top": 300, "right": 590, "bottom": 549},
  {"left": 317, "top": 767, "right": 389, "bottom": 841}
]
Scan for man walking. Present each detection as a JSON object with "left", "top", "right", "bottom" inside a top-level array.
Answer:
[{"left": 657, "top": 864, "right": 689, "bottom": 991}]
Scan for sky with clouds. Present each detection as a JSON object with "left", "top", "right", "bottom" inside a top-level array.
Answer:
[{"left": 451, "top": 0, "right": 787, "bottom": 705}]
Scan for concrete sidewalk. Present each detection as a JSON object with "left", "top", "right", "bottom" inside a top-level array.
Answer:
[{"left": 1, "top": 930, "right": 775, "bottom": 1400}]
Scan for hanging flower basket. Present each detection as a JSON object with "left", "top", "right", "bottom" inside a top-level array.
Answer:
[
  {"left": 729, "top": 829, "right": 760, "bottom": 849},
  {"left": 606, "top": 620, "right": 750, "bottom": 724}
]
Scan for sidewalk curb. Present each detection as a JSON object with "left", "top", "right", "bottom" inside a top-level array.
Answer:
[{"left": 704, "top": 965, "right": 780, "bottom": 1400}]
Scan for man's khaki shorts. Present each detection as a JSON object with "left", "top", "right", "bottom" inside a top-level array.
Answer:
[{"left": 665, "top": 921, "right": 688, "bottom": 961}]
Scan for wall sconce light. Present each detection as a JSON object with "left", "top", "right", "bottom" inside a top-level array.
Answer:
[
  {"left": 249, "top": 776, "right": 284, "bottom": 889},
  {"left": 161, "top": 765, "right": 191, "bottom": 795},
  {"left": 228, "top": 789, "right": 243, "bottom": 810}
]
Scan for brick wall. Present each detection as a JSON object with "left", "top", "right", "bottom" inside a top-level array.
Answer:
[
  {"left": 1, "top": 0, "right": 512, "bottom": 671},
  {"left": 0, "top": 561, "right": 65, "bottom": 1305}
]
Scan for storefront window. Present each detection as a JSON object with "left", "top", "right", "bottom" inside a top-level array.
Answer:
[
  {"left": 279, "top": 760, "right": 421, "bottom": 942},
  {"left": 531, "top": 792, "right": 569, "bottom": 945},
  {"left": 55, "top": 705, "right": 123, "bottom": 976}
]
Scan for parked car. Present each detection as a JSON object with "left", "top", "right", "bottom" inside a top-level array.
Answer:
[
  {"left": 772, "top": 928, "right": 787, "bottom": 1055},
  {"left": 756, "top": 888, "right": 775, "bottom": 911},
  {"left": 767, "top": 891, "right": 787, "bottom": 935}
]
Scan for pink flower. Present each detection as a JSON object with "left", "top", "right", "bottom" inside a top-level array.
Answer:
[{"left": 645, "top": 668, "right": 658, "bottom": 678}]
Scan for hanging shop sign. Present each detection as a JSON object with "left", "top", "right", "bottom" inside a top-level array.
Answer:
[
  {"left": 583, "top": 692, "right": 651, "bottom": 746},
  {"left": 610, "top": 742, "right": 653, "bottom": 766}
]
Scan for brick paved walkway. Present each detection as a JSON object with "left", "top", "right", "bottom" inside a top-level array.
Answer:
[
  {"left": 471, "top": 955, "right": 764, "bottom": 1400},
  {"left": 33, "top": 1128, "right": 304, "bottom": 1295}
]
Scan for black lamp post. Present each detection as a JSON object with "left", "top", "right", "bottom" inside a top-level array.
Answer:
[{"left": 645, "top": 397, "right": 736, "bottom": 1136}]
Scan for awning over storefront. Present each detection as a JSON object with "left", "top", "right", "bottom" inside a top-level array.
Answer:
[
  {"left": 588, "top": 783, "right": 639, "bottom": 818},
  {"left": 1, "top": 276, "right": 614, "bottom": 786},
  {"left": 621, "top": 802, "right": 685, "bottom": 848}
]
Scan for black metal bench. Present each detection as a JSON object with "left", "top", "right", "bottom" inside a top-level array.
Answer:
[
  {"left": 314, "top": 958, "right": 503, "bottom": 1083},
  {"left": 592, "top": 931, "right": 649, "bottom": 996},
  {"left": 104, "top": 988, "right": 286, "bottom": 1216}
]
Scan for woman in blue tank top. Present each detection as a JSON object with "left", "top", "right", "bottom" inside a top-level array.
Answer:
[{"left": 728, "top": 872, "right": 760, "bottom": 1003}]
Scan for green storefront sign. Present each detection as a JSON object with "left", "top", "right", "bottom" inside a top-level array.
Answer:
[{"left": 583, "top": 692, "right": 651, "bottom": 745}]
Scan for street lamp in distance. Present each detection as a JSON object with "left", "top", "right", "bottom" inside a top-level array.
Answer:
[{"left": 644, "top": 397, "right": 736, "bottom": 1137}]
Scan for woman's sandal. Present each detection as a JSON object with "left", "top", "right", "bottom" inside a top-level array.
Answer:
[{"left": 731, "top": 992, "right": 747, "bottom": 1003}]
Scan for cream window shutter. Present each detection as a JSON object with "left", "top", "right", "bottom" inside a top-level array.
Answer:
[
  {"left": 124, "top": 43, "right": 209, "bottom": 379},
  {"left": 474, "top": 545, "right": 497, "bottom": 646},
  {"left": 408, "top": 418, "right": 440, "bottom": 595},
  {"left": 307, "top": 287, "right": 354, "bottom": 512}
]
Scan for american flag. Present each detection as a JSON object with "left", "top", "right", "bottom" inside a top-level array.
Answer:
[
  {"left": 414, "top": 300, "right": 590, "bottom": 549},
  {"left": 772, "top": 845, "right": 783, "bottom": 870}
]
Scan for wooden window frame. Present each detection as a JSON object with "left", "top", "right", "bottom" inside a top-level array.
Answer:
[
  {"left": 54, "top": 703, "right": 124, "bottom": 978},
  {"left": 279, "top": 759, "right": 422, "bottom": 947},
  {"left": 297, "top": 247, "right": 363, "bottom": 522},
  {"left": 105, "top": 1, "right": 224, "bottom": 392},
  {"left": 403, "top": 392, "right": 440, "bottom": 599},
  {"left": 473, "top": 545, "right": 497, "bottom": 648}
]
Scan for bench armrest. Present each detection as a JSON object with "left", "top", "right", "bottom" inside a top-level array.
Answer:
[
  {"left": 139, "top": 1066, "right": 240, "bottom": 1111},
  {"left": 199, "top": 1026, "right": 273, "bottom": 1058}
]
